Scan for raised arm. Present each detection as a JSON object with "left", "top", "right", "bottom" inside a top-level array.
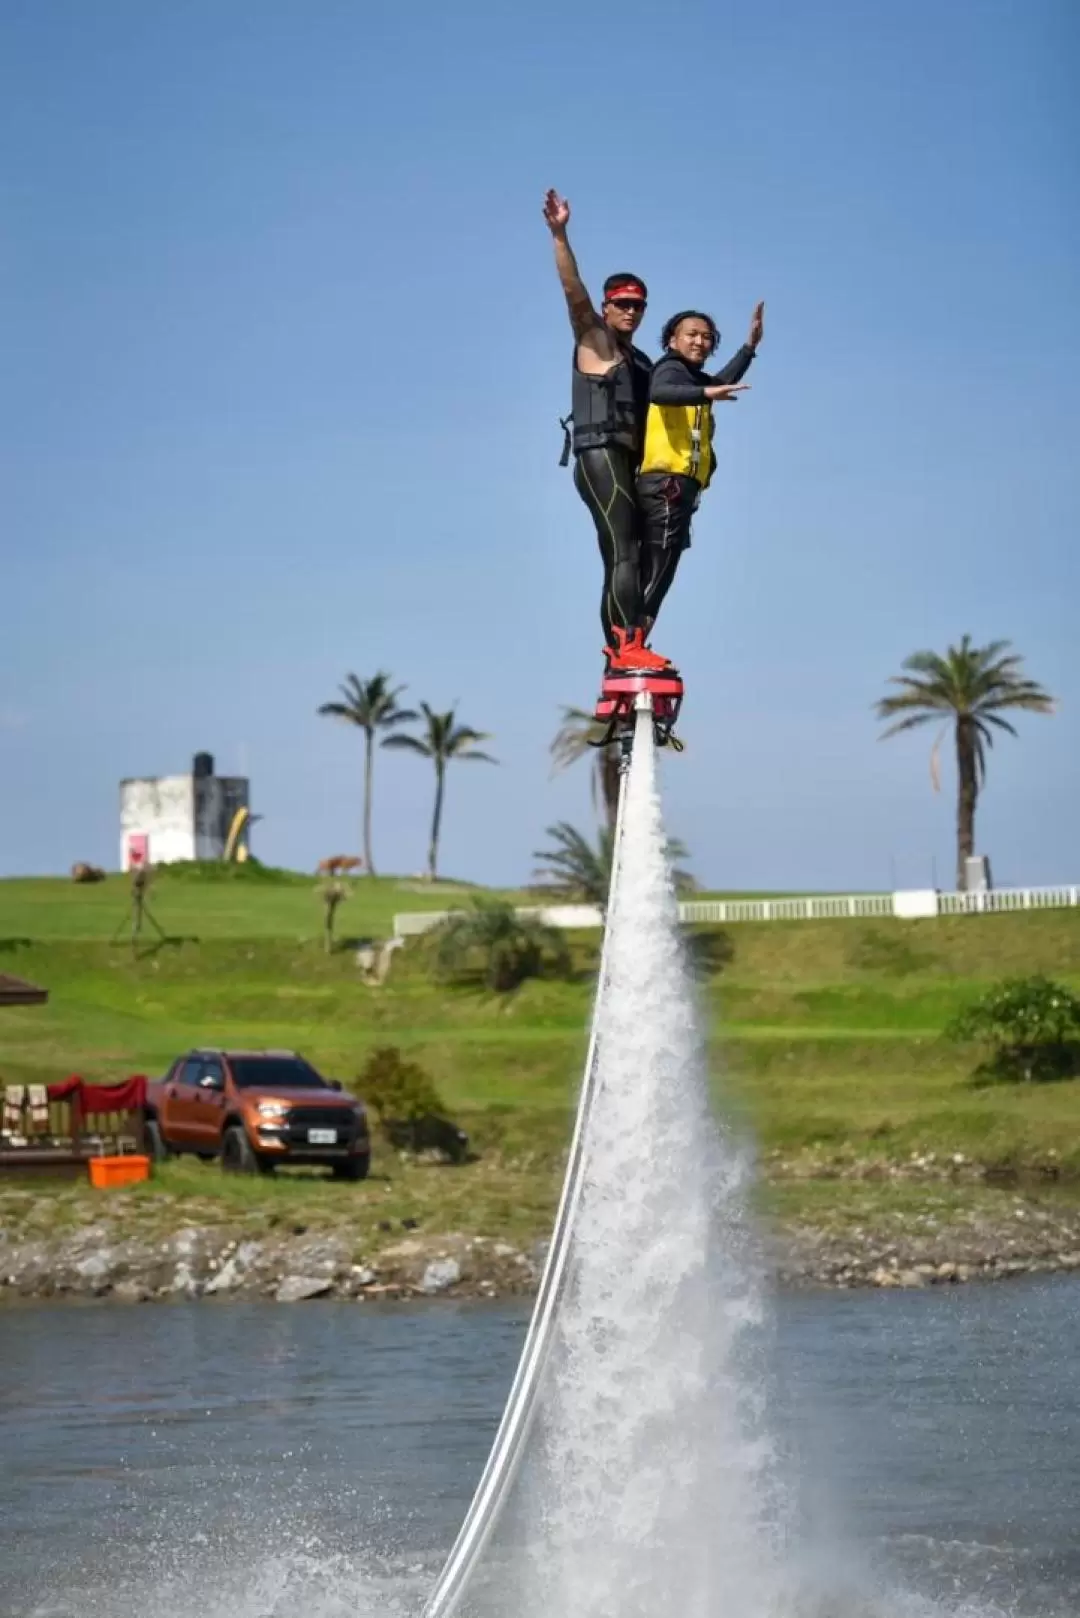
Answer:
[
  {"left": 712, "top": 300, "right": 765, "bottom": 384},
  {"left": 543, "top": 189, "right": 617, "bottom": 363}
]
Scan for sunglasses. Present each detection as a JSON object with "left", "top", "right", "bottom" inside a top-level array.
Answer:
[{"left": 608, "top": 298, "right": 646, "bottom": 312}]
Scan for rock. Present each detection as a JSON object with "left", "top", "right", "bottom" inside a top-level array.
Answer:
[
  {"left": 276, "top": 1275, "right": 333, "bottom": 1303},
  {"left": 381, "top": 1238, "right": 426, "bottom": 1261},
  {"left": 421, "top": 1258, "right": 461, "bottom": 1295},
  {"left": 173, "top": 1228, "right": 201, "bottom": 1259},
  {"left": 895, "top": 1269, "right": 928, "bottom": 1288},
  {"left": 114, "top": 1280, "right": 151, "bottom": 1303},
  {"left": 350, "top": 1266, "right": 377, "bottom": 1287},
  {"left": 171, "top": 1261, "right": 201, "bottom": 1298},
  {"left": 75, "top": 1251, "right": 114, "bottom": 1283}
]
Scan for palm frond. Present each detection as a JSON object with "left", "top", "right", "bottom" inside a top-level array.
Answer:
[
  {"left": 381, "top": 734, "right": 432, "bottom": 757},
  {"left": 979, "top": 712, "right": 1019, "bottom": 739},
  {"left": 877, "top": 711, "right": 944, "bottom": 739}
]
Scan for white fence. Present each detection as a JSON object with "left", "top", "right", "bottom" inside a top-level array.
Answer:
[{"left": 393, "top": 884, "right": 1080, "bottom": 939}]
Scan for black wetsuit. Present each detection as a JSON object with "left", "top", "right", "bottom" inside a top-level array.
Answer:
[
  {"left": 566, "top": 341, "right": 652, "bottom": 644},
  {"left": 636, "top": 343, "right": 756, "bottom": 624}
]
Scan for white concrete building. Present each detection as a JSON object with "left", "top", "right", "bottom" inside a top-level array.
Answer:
[{"left": 119, "top": 753, "right": 250, "bottom": 870}]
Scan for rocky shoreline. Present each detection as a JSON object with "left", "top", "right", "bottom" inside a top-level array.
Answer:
[{"left": 3, "top": 1210, "right": 1080, "bottom": 1304}]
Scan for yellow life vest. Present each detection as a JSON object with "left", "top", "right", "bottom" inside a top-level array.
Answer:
[{"left": 640, "top": 399, "right": 715, "bottom": 488}]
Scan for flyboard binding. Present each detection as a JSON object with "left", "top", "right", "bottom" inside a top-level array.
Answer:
[{"left": 592, "top": 666, "right": 684, "bottom": 766}]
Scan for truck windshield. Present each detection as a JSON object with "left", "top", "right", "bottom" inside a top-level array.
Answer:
[{"left": 229, "top": 1058, "right": 329, "bottom": 1090}]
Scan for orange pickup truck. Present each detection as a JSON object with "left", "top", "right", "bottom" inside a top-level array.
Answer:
[{"left": 145, "top": 1048, "right": 370, "bottom": 1180}]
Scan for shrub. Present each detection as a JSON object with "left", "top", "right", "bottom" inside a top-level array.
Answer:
[
  {"left": 358, "top": 1046, "right": 447, "bottom": 1122},
  {"left": 946, "top": 974, "right": 1080, "bottom": 1084},
  {"left": 356, "top": 1047, "right": 469, "bottom": 1163},
  {"left": 430, "top": 898, "right": 571, "bottom": 992}
]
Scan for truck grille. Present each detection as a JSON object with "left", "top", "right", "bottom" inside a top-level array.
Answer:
[{"left": 285, "top": 1106, "right": 359, "bottom": 1144}]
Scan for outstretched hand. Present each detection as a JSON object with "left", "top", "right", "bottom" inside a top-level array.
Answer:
[
  {"left": 543, "top": 189, "right": 571, "bottom": 234},
  {"left": 748, "top": 300, "right": 765, "bottom": 349},
  {"left": 705, "top": 383, "right": 750, "bottom": 402}
]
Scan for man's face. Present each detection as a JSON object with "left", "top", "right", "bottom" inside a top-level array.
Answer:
[
  {"left": 602, "top": 295, "right": 647, "bottom": 339},
  {"left": 669, "top": 317, "right": 716, "bottom": 365}
]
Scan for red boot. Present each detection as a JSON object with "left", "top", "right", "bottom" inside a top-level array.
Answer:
[{"left": 604, "top": 625, "right": 672, "bottom": 673}]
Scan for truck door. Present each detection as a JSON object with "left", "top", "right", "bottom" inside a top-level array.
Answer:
[
  {"left": 160, "top": 1057, "right": 202, "bottom": 1148},
  {"left": 188, "top": 1057, "right": 227, "bottom": 1152}
]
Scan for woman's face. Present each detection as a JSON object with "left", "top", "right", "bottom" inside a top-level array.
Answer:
[{"left": 669, "top": 317, "right": 716, "bottom": 364}]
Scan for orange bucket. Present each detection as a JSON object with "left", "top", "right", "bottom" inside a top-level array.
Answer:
[{"left": 88, "top": 1155, "right": 151, "bottom": 1189}]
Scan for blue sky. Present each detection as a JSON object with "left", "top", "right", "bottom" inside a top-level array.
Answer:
[{"left": 2, "top": 0, "right": 1077, "bottom": 891}]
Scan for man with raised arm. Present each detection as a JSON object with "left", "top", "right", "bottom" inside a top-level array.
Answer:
[{"left": 543, "top": 188, "right": 668, "bottom": 673}]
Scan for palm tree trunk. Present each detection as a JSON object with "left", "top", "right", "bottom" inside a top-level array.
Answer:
[
  {"left": 428, "top": 762, "right": 446, "bottom": 881},
  {"left": 363, "top": 730, "right": 376, "bottom": 876},
  {"left": 599, "top": 751, "right": 620, "bottom": 833},
  {"left": 955, "top": 718, "right": 978, "bottom": 890}
]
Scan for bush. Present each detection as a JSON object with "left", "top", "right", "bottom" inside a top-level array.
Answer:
[
  {"left": 356, "top": 1047, "right": 469, "bottom": 1163},
  {"left": 430, "top": 898, "right": 571, "bottom": 993},
  {"left": 358, "top": 1046, "right": 447, "bottom": 1121},
  {"left": 946, "top": 974, "right": 1080, "bottom": 1084}
]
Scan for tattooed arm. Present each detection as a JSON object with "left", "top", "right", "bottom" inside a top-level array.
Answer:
[{"left": 542, "top": 189, "right": 617, "bottom": 369}]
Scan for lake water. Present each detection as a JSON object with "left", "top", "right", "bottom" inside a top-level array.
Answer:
[{"left": 1, "top": 1279, "right": 1077, "bottom": 1618}]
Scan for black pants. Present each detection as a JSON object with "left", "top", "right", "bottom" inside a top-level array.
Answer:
[
  {"left": 574, "top": 446, "right": 642, "bottom": 644},
  {"left": 635, "top": 472, "right": 699, "bottom": 627}
]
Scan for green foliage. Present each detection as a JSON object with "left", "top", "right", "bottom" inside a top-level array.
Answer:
[
  {"left": 532, "top": 822, "right": 613, "bottom": 909},
  {"left": 430, "top": 898, "right": 572, "bottom": 993},
  {"left": 153, "top": 858, "right": 305, "bottom": 885},
  {"left": 317, "top": 671, "right": 416, "bottom": 739},
  {"left": 532, "top": 821, "right": 695, "bottom": 909},
  {"left": 946, "top": 974, "right": 1080, "bottom": 1084},
  {"left": 876, "top": 636, "right": 1055, "bottom": 776},
  {"left": 358, "top": 1046, "right": 446, "bottom": 1121},
  {"left": 549, "top": 706, "right": 621, "bottom": 831}
]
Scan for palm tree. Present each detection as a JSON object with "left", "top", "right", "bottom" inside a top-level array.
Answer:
[
  {"left": 317, "top": 673, "right": 416, "bottom": 877},
  {"left": 533, "top": 821, "right": 614, "bottom": 910},
  {"left": 550, "top": 706, "right": 621, "bottom": 832},
  {"left": 876, "top": 637, "right": 1054, "bottom": 889},
  {"left": 533, "top": 821, "right": 694, "bottom": 912},
  {"left": 382, "top": 703, "right": 497, "bottom": 880}
]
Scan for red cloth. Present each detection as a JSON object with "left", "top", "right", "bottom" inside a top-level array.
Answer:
[{"left": 47, "top": 1076, "right": 147, "bottom": 1114}]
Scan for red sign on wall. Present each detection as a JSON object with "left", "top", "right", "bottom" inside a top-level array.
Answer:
[{"left": 127, "top": 833, "right": 149, "bottom": 869}]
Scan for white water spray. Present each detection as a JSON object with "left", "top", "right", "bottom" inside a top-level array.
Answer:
[
  {"left": 437, "top": 711, "right": 795, "bottom": 1618},
  {"left": 510, "top": 710, "right": 789, "bottom": 1618}
]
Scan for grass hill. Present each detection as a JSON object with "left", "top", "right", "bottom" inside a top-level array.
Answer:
[{"left": 3, "top": 872, "right": 1079, "bottom": 1191}]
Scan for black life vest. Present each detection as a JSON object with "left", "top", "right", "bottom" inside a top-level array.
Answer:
[{"left": 559, "top": 342, "right": 652, "bottom": 466}]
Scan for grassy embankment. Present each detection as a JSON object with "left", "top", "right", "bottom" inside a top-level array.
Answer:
[{"left": 2, "top": 868, "right": 1080, "bottom": 1247}]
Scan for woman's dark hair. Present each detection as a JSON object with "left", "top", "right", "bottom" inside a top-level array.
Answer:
[{"left": 661, "top": 309, "right": 720, "bottom": 355}]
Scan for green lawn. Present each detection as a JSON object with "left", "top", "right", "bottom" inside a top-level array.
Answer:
[
  {"left": 3, "top": 883, "right": 1079, "bottom": 1179},
  {"left": 0, "top": 868, "right": 801, "bottom": 943}
]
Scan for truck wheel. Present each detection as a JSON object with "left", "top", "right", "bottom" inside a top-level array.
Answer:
[
  {"left": 144, "top": 1120, "right": 170, "bottom": 1163},
  {"left": 221, "top": 1125, "right": 271, "bottom": 1175},
  {"left": 332, "top": 1158, "right": 370, "bottom": 1183}
]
